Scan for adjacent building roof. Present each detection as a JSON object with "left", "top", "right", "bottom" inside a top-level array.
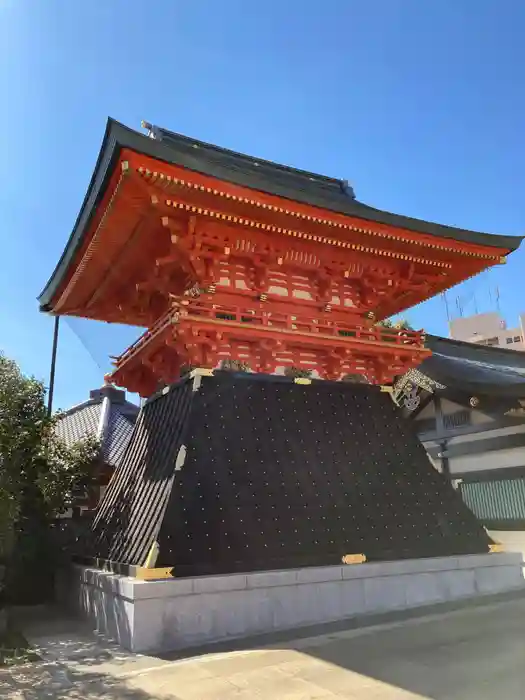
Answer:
[
  {"left": 418, "top": 335, "right": 525, "bottom": 398},
  {"left": 38, "top": 118, "right": 523, "bottom": 311},
  {"left": 55, "top": 384, "right": 139, "bottom": 467}
]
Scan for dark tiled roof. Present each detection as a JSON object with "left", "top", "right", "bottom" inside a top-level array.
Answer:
[
  {"left": 420, "top": 335, "right": 525, "bottom": 397},
  {"left": 154, "top": 124, "right": 523, "bottom": 252},
  {"left": 55, "top": 401, "right": 101, "bottom": 447},
  {"left": 104, "top": 410, "right": 137, "bottom": 466},
  {"left": 38, "top": 119, "right": 522, "bottom": 311},
  {"left": 55, "top": 386, "right": 139, "bottom": 467}
]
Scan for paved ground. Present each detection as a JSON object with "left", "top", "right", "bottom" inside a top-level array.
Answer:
[{"left": 2, "top": 595, "right": 525, "bottom": 699}]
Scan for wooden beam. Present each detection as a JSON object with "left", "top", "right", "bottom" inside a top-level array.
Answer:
[
  {"left": 453, "top": 464, "right": 525, "bottom": 482},
  {"left": 429, "top": 431, "right": 525, "bottom": 459},
  {"left": 419, "top": 414, "right": 525, "bottom": 442},
  {"left": 433, "top": 394, "right": 450, "bottom": 478},
  {"left": 84, "top": 208, "right": 167, "bottom": 311}
]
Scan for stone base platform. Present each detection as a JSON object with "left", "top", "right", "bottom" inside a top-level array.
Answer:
[{"left": 60, "top": 552, "right": 524, "bottom": 653}]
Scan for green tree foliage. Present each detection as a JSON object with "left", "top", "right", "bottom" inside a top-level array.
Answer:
[
  {"left": 283, "top": 367, "right": 313, "bottom": 379},
  {"left": 376, "top": 318, "right": 414, "bottom": 331},
  {"left": 0, "top": 354, "right": 98, "bottom": 606}
]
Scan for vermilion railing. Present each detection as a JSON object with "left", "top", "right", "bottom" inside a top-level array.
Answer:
[
  {"left": 111, "top": 308, "right": 175, "bottom": 368},
  {"left": 183, "top": 300, "right": 424, "bottom": 344},
  {"left": 113, "top": 299, "right": 425, "bottom": 370}
]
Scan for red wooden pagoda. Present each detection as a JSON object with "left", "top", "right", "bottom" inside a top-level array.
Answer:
[{"left": 39, "top": 120, "right": 522, "bottom": 397}]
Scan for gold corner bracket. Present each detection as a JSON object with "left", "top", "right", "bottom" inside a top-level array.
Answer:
[
  {"left": 190, "top": 367, "right": 215, "bottom": 378},
  {"left": 488, "top": 544, "right": 504, "bottom": 553},
  {"left": 342, "top": 553, "right": 367, "bottom": 565},
  {"left": 135, "top": 567, "right": 175, "bottom": 581}
]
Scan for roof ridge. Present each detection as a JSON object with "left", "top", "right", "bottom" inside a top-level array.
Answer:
[
  {"left": 427, "top": 333, "right": 525, "bottom": 358},
  {"left": 149, "top": 123, "right": 346, "bottom": 186},
  {"left": 38, "top": 118, "right": 523, "bottom": 313},
  {"left": 55, "top": 397, "right": 100, "bottom": 418}
]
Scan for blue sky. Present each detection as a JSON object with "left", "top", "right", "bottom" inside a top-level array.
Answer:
[{"left": 1, "top": 1, "right": 524, "bottom": 409}]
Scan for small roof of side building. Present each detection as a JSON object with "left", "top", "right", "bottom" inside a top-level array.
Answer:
[
  {"left": 55, "top": 384, "right": 139, "bottom": 467},
  {"left": 400, "top": 334, "right": 525, "bottom": 400},
  {"left": 38, "top": 118, "right": 523, "bottom": 312}
]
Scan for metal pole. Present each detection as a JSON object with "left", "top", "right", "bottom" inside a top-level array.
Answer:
[{"left": 47, "top": 315, "right": 60, "bottom": 416}]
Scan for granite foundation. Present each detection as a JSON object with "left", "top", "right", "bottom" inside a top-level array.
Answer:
[{"left": 59, "top": 552, "right": 525, "bottom": 653}]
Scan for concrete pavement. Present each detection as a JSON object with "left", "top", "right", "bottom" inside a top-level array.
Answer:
[{"left": 2, "top": 594, "right": 525, "bottom": 699}]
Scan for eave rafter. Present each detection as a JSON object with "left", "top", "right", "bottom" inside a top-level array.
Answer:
[
  {"left": 132, "top": 157, "right": 507, "bottom": 263},
  {"left": 49, "top": 150, "right": 508, "bottom": 324},
  {"left": 129, "top": 192, "right": 476, "bottom": 321},
  {"left": 127, "top": 165, "right": 505, "bottom": 318}
]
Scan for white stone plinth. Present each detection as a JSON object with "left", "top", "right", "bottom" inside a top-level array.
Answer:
[{"left": 61, "top": 552, "right": 524, "bottom": 653}]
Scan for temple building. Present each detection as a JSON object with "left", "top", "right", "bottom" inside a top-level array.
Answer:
[
  {"left": 54, "top": 383, "right": 138, "bottom": 512},
  {"left": 396, "top": 335, "right": 525, "bottom": 530},
  {"left": 39, "top": 119, "right": 524, "bottom": 651},
  {"left": 39, "top": 119, "right": 521, "bottom": 395}
]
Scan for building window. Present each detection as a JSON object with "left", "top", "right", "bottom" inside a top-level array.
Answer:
[
  {"left": 507, "top": 337, "right": 513, "bottom": 344},
  {"left": 486, "top": 337, "right": 499, "bottom": 346},
  {"left": 514, "top": 336, "right": 522, "bottom": 342},
  {"left": 443, "top": 409, "right": 471, "bottom": 430}
]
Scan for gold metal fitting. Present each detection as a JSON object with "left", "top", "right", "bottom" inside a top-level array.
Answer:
[
  {"left": 189, "top": 368, "right": 215, "bottom": 378},
  {"left": 135, "top": 567, "right": 174, "bottom": 581},
  {"left": 489, "top": 543, "right": 504, "bottom": 553},
  {"left": 342, "top": 554, "right": 366, "bottom": 565}
]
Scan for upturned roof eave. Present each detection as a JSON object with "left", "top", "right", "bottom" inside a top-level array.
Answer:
[{"left": 38, "top": 118, "right": 523, "bottom": 312}]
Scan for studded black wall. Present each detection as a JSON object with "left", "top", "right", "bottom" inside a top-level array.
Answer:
[
  {"left": 90, "top": 377, "right": 194, "bottom": 565},
  {"left": 90, "top": 372, "right": 490, "bottom": 574}
]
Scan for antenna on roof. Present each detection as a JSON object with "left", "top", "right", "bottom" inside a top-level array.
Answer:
[
  {"left": 441, "top": 291, "right": 450, "bottom": 321},
  {"left": 340, "top": 179, "right": 356, "bottom": 200}
]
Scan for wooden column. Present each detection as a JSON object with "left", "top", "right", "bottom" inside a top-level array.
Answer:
[{"left": 433, "top": 393, "right": 450, "bottom": 479}]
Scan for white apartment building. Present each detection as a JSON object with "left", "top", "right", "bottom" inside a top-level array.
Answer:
[{"left": 449, "top": 312, "right": 525, "bottom": 350}]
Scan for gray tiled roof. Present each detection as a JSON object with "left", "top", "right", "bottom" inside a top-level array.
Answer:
[
  {"left": 420, "top": 335, "right": 525, "bottom": 398},
  {"left": 55, "top": 401, "right": 101, "bottom": 446},
  {"left": 104, "top": 410, "right": 136, "bottom": 466},
  {"left": 55, "top": 386, "right": 138, "bottom": 467}
]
